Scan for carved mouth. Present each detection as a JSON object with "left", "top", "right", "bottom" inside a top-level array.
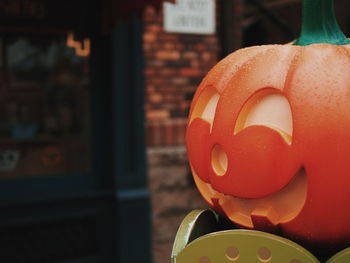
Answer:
[{"left": 192, "top": 167, "right": 307, "bottom": 229}]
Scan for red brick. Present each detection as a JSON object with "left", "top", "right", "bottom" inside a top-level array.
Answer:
[
  {"left": 195, "top": 43, "right": 206, "bottom": 52},
  {"left": 146, "top": 60, "right": 165, "bottom": 67},
  {"left": 143, "top": 6, "right": 157, "bottom": 22},
  {"left": 182, "top": 51, "right": 198, "bottom": 60},
  {"left": 158, "top": 34, "right": 178, "bottom": 41},
  {"left": 205, "top": 36, "right": 219, "bottom": 45},
  {"left": 160, "top": 68, "right": 176, "bottom": 76},
  {"left": 163, "top": 42, "right": 175, "bottom": 50},
  {"left": 156, "top": 50, "right": 180, "bottom": 60},
  {"left": 146, "top": 24, "right": 162, "bottom": 32},
  {"left": 143, "top": 42, "right": 152, "bottom": 51},
  {"left": 175, "top": 43, "right": 184, "bottom": 49},
  {"left": 147, "top": 110, "right": 169, "bottom": 120},
  {"left": 175, "top": 119, "right": 186, "bottom": 145},
  {"left": 180, "top": 68, "right": 202, "bottom": 77},
  {"left": 149, "top": 92, "right": 163, "bottom": 104},
  {"left": 202, "top": 52, "right": 213, "bottom": 61},
  {"left": 143, "top": 32, "right": 157, "bottom": 42},
  {"left": 144, "top": 68, "right": 156, "bottom": 76},
  {"left": 171, "top": 76, "right": 188, "bottom": 86},
  {"left": 147, "top": 121, "right": 162, "bottom": 146},
  {"left": 191, "top": 60, "right": 200, "bottom": 68},
  {"left": 161, "top": 121, "right": 175, "bottom": 146}
]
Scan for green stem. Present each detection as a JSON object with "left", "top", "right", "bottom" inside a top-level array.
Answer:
[{"left": 294, "top": 0, "right": 350, "bottom": 46}]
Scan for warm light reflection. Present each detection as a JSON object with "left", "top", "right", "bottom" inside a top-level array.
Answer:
[{"left": 66, "top": 32, "right": 90, "bottom": 57}]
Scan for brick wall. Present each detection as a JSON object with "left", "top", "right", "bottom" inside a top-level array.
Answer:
[
  {"left": 143, "top": 3, "right": 220, "bottom": 263},
  {"left": 143, "top": 4, "right": 220, "bottom": 147},
  {"left": 147, "top": 147, "right": 207, "bottom": 263}
]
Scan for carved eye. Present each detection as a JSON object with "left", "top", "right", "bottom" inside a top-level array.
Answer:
[
  {"left": 234, "top": 90, "right": 293, "bottom": 144},
  {"left": 190, "top": 86, "right": 220, "bottom": 130}
]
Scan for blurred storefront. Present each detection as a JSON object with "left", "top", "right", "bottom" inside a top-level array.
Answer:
[{"left": 0, "top": 0, "right": 171, "bottom": 262}]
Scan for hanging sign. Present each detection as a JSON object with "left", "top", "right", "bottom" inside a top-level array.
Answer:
[{"left": 163, "top": 0, "right": 215, "bottom": 34}]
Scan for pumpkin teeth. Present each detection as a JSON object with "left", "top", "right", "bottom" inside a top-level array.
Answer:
[
  {"left": 251, "top": 206, "right": 281, "bottom": 234},
  {"left": 251, "top": 205, "right": 279, "bottom": 221},
  {"left": 192, "top": 166, "right": 307, "bottom": 229}
]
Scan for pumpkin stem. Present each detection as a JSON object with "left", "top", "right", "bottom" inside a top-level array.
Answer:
[{"left": 294, "top": 0, "right": 350, "bottom": 46}]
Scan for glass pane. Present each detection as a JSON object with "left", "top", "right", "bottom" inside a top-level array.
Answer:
[{"left": 0, "top": 34, "right": 91, "bottom": 178}]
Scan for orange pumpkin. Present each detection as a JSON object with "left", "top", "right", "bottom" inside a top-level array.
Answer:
[{"left": 186, "top": 0, "right": 350, "bottom": 253}]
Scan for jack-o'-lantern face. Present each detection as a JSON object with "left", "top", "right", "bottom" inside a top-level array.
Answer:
[{"left": 186, "top": 44, "right": 350, "bottom": 248}]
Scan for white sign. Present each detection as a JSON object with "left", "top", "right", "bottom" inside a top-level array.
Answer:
[{"left": 163, "top": 0, "right": 215, "bottom": 35}]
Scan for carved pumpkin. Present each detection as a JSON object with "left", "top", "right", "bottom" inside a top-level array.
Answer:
[{"left": 186, "top": 0, "right": 350, "bottom": 252}]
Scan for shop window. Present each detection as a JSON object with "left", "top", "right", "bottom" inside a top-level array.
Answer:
[{"left": 0, "top": 35, "right": 91, "bottom": 178}]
